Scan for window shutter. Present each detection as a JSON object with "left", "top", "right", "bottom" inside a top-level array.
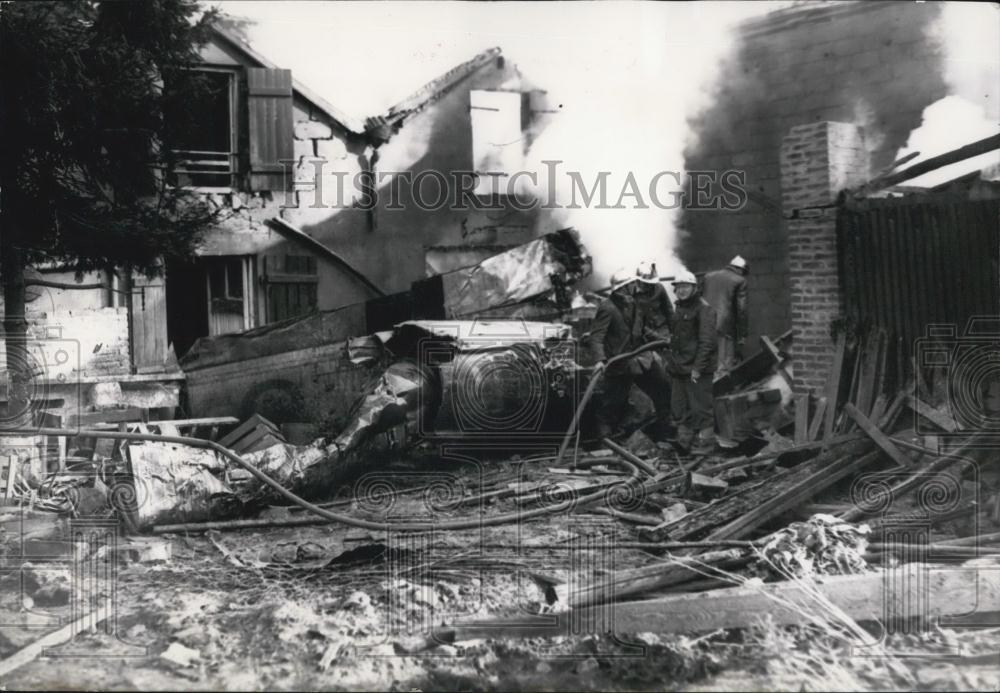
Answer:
[{"left": 247, "top": 68, "right": 293, "bottom": 191}]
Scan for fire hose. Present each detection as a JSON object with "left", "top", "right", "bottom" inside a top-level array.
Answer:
[
  {"left": 553, "top": 339, "right": 671, "bottom": 468},
  {"left": 4, "top": 342, "right": 668, "bottom": 533},
  {"left": 6, "top": 426, "right": 644, "bottom": 533}
]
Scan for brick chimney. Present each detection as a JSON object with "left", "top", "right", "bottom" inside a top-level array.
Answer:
[{"left": 780, "top": 122, "right": 870, "bottom": 394}]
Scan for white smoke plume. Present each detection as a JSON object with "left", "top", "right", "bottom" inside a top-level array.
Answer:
[
  {"left": 214, "top": 1, "right": 789, "bottom": 286},
  {"left": 898, "top": 2, "right": 1000, "bottom": 187}
]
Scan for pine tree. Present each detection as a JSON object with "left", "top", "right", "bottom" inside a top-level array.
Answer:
[{"left": 0, "top": 0, "right": 219, "bottom": 424}]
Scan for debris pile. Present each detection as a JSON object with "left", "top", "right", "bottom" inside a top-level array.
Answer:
[
  {"left": 3, "top": 240, "right": 999, "bottom": 689},
  {"left": 751, "top": 514, "right": 871, "bottom": 579}
]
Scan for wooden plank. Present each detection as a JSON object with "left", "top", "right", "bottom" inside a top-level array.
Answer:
[
  {"left": 3, "top": 455, "right": 17, "bottom": 501},
  {"left": 760, "top": 336, "right": 793, "bottom": 388},
  {"left": 236, "top": 431, "right": 285, "bottom": 455},
  {"left": 712, "top": 329, "right": 795, "bottom": 397},
  {"left": 823, "top": 333, "right": 847, "bottom": 440},
  {"left": 907, "top": 395, "right": 958, "bottom": 432},
  {"left": 216, "top": 414, "right": 280, "bottom": 449},
  {"left": 840, "top": 434, "right": 980, "bottom": 523},
  {"left": 0, "top": 598, "right": 112, "bottom": 678},
  {"left": 854, "top": 330, "right": 881, "bottom": 418},
  {"left": 640, "top": 437, "right": 874, "bottom": 542},
  {"left": 68, "top": 407, "right": 146, "bottom": 427},
  {"left": 868, "top": 394, "right": 888, "bottom": 427},
  {"left": 808, "top": 397, "right": 827, "bottom": 441},
  {"left": 878, "top": 388, "right": 910, "bottom": 430},
  {"left": 794, "top": 394, "right": 809, "bottom": 444},
  {"left": 844, "top": 403, "right": 913, "bottom": 469},
  {"left": 150, "top": 416, "right": 240, "bottom": 429},
  {"left": 569, "top": 549, "right": 746, "bottom": 608},
  {"left": 131, "top": 277, "right": 168, "bottom": 373},
  {"left": 441, "top": 565, "right": 1000, "bottom": 640},
  {"left": 869, "top": 329, "right": 889, "bottom": 417},
  {"left": 706, "top": 450, "right": 881, "bottom": 541}
]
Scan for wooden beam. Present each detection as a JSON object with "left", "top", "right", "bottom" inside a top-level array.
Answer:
[
  {"left": 68, "top": 407, "right": 146, "bottom": 427},
  {"left": 640, "top": 437, "right": 873, "bottom": 542},
  {"left": 440, "top": 565, "right": 1000, "bottom": 640},
  {"left": 602, "top": 439, "right": 659, "bottom": 477},
  {"left": 713, "top": 329, "right": 796, "bottom": 396},
  {"left": 808, "top": 397, "right": 828, "bottom": 441},
  {"left": 3, "top": 455, "right": 16, "bottom": 501},
  {"left": 844, "top": 403, "right": 912, "bottom": 469},
  {"left": 761, "top": 336, "right": 793, "bottom": 387},
  {"left": 149, "top": 416, "right": 240, "bottom": 429},
  {"left": 569, "top": 549, "right": 747, "bottom": 608},
  {"left": 706, "top": 450, "right": 881, "bottom": 541},
  {"left": 794, "top": 394, "right": 809, "bottom": 444},
  {"left": 823, "top": 333, "right": 846, "bottom": 440},
  {"left": 907, "top": 396, "right": 958, "bottom": 433},
  {"left": 840, "top": 434, "right": 980, "bottom": 522},
  {"left": 0, "top": 598, "right": 113, "bottom": 678},
  {"left": 217, "top": 414, "right": 281, "bottom": 449},
  {"left": 878, "top": 389, "right": 910, "bottom": 430},
  {"left": 858, "top": 133, "right": 1000, "bottom": 194}
]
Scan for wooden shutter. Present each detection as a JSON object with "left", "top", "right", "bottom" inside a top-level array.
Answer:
[
  {"left": 263, "top": 254, "right": 318, "bottom": 323},
  {"left": 131, "top": 275, "right": 169, "bottom": 374},
  {"left": 247, "top": 68, "right": 293, "bottom": 191}
]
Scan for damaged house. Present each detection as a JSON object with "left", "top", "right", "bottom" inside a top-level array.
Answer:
[{"left": 3, "top": 3, "right": 1000, "bottom": 690}]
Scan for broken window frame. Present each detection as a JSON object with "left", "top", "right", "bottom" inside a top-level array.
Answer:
[
  {"left": 469, "top": 89, "right": 528, "bottom": 198},
  {"left": 165, "top": 66, "right": 240, "bottom": 192},
  {"left": 205, "top": 256, "right": 248, "bottom": 323}
]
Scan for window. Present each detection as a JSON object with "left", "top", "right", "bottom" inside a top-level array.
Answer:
[
  {"left": 470, "top": 90, "right": 525, "bottom": 196},
  {"left": 204, "top": 256, "right": 249, "bottom": 336},
  {"left": 264, "top": 254, "right": 318, "bottom": 322},
  {"left": 207, "top": 257, "right": 243, "bottom": 304},
  {"left": 165, "top": 69, "right": 237, "bottom": 189}
]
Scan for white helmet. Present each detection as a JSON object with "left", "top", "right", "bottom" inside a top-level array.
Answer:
[
  {"left": 730, "top": 255, "right": 748, "bottom": 271},
  {"left": 671, "top": 269, "right": 697, "bottom": 286},
  {"left": 636, "top": 260, "right": 659, "bottom": 284},
  {"left": 609, "top": 267, "right": 638, "bottom": 292}
]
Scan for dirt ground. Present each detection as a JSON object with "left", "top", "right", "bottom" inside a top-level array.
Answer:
[{"left": 3, "top": 455, "right": 1000, "bottom": 691}]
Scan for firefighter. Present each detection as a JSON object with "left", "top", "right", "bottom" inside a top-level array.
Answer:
[
  {"left": 589, "top": 268, "right": 671, "bottom": 441},
  {"left": 633, "top": 260, "right": 674, "bottom": 439},
  {"left": 701, "top": 255, "right": 749, "bottom": 377},
  {"left": 667, "top": 270, "right": 717, "bottom": 454}
]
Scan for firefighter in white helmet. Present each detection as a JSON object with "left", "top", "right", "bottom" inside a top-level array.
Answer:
[
  {"left": 701, "top": 254, "right": 749, "bottom": 377},
  {"left": 632, "top": 260, "right": 675, "bottom": 440},
  {"left": 588, "top": 267, "right": 671, "bottom": 441},
  {"left": 667, "top": 269, "right": 717, "bottom": 454}
]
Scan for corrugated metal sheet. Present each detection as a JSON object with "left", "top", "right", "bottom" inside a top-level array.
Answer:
[{"left": 838, "top": 195, "right": 999, "bottom": 376}]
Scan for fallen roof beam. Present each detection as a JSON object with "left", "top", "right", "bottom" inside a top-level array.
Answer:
[
  {"left": 856, "top": 133, "right": 1000, "bottom": 195},
  {"left": 438, "top": 564, "right": 1000, "bottom": 640},
  {"left": 843, "top": 403, "right": 912, "bottom": 469}
]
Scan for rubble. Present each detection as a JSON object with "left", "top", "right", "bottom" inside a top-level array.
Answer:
[{"left": 4, "top": 226, "right": 998, "bottom": 692}]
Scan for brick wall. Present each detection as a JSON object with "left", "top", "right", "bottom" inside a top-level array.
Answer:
[
  {"left": 679, "top": 1, "right": 949, "bottom": 350},
  {"left": 780, "top": 122, "right": 869, "bottom": 394}
]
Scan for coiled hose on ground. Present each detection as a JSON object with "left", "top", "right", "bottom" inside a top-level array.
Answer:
[{"left": 8, "top": 341, "right": 669, "bottom": 533}]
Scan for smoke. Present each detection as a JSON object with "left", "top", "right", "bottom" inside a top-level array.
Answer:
[
  {"left": 510, "top": 3, "right": 791, "bottom": 285},
  {"left": 214, "top": 1, "right": 790, "bottom": 283},
  {"left": 897, "top": 2, "right": 1000, "bottom": 187},
  {"left": 895, "top": 96, "right": 1000, "bottom": 188},
  {"left": 931, "top": 1, "right": 1000, "bottom": 123}
]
